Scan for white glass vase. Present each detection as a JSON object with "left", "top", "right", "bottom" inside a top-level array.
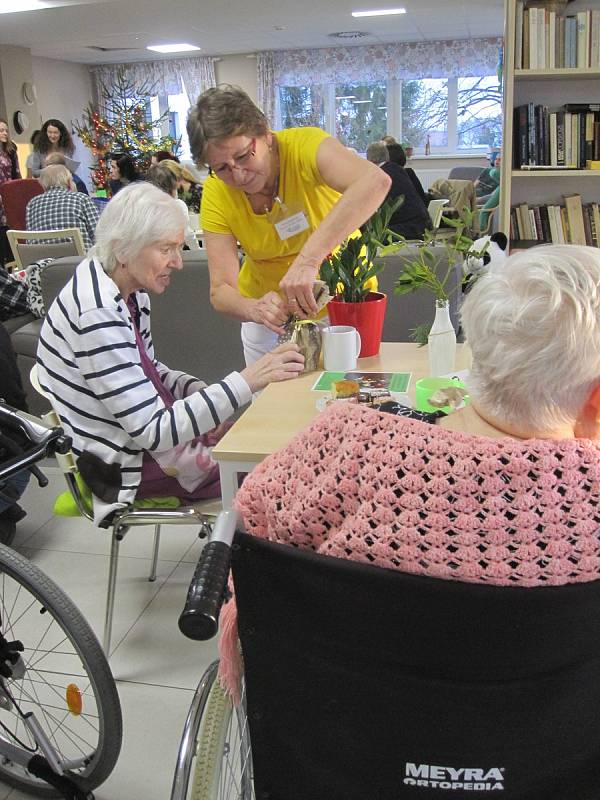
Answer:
[
  {"left": 428, "top": 300, "right": 456, "bottom": 377},
  {"left": 188, "top": 210, "right": 199, "bottom": 232}
]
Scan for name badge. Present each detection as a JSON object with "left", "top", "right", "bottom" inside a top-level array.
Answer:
[{"left": 274, "top": 211, "right": 310, "bottom": 240}]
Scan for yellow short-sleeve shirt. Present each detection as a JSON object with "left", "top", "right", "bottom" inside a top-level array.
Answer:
[{"left": 201, "top": 127, "right": 357, "bottom": 299}]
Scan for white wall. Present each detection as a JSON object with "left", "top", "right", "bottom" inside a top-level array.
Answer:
[
  {"left": 31, "top": 57, "right": 94, "bottom": 189},
  {"left": 215, "top": 54, "right": 258, "bottom": 102}
]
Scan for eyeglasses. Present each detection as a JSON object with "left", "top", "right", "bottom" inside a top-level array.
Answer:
[{"left": 206, "top": 138, "right": 256, "bottom": 179}]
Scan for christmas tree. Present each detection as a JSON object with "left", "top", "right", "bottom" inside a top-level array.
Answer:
[{"left": 74, "top": 67, "right": 180, "bottom": 193}]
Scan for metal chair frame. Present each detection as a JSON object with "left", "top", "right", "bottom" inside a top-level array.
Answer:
[{"left": 30, "top": 366, "right": 219, "bottom": 655}]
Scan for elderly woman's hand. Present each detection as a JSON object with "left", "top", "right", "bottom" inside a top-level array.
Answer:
[
  {"left": 241, "top": 343, "right": 304, "bottom": 392},
  {"left": 279, "top": 255, "right": 321, "bottom": 318},
  {"left": 250, "top": 291, "right": 290, "bottom": 333}
]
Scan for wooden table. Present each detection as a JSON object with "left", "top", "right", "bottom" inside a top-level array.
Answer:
[{"left": 213, "top": 342, "right": 471, "bottom": 508}]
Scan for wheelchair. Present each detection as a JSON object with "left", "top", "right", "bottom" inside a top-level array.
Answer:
[{"left": 171, "top": 511, "right": 600, "bottom": 800}]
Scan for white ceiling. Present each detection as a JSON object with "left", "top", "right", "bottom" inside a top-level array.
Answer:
[{"left": 1, "top": 0, "right": 504, "bottom": 64}]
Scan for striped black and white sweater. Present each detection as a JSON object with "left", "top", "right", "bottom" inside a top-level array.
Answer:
[{"left": 37, "top": 257, "right": 251, "bottom": 524}]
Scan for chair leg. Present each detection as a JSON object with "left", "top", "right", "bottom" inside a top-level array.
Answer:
[
  {"left": 149, "top": 524, "right": 161, "bottom": 582},
  {"left": 103, "top": 532, "right": 121, "bottom": 656}
]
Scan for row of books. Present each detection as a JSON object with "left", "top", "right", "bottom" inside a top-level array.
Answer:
[
  {"left": 510, "top": 196, "right": 600, "bottom": 246},
  {"left": 515, "top": 3, "right": 600, "bottom": 70},
  {"left": 513, "top": 103, "right": 600, "bottom": 167}
]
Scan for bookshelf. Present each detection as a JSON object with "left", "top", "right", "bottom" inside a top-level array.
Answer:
[{"left": 500, "top": 0, "right": 600, "bottom": 246}]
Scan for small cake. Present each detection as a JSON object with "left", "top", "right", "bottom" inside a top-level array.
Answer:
[{"left": 331, "top": 379, "right": 360, "bottom": 400}]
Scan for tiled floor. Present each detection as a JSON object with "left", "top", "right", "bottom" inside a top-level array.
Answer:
[{"left": 2, "top": 464, "right": 218, "bottom": 800}]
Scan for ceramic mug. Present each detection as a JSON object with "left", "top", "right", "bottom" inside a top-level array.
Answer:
[{"left": 322, "top": 325, "right": 362, "bottom": 371}]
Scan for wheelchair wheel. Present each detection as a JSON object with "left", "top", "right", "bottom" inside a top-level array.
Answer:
[
  {"left": 0, "top": 543, "right": 122, "bottom": 796},
  {"left": 172, "top": 660, "right": 253, "bottom": 800}
]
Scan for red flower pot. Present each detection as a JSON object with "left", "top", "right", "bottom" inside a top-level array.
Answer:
[{"left": 327, "top": 292, "right": 387, "bottom": 358}]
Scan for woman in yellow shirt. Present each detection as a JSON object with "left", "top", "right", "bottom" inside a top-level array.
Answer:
[{"left": 189, "top": 85, "right": 390, "bottom": 363}]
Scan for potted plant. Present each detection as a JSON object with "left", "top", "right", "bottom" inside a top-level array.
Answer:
[
  {"left": 402, "top": 141, "right": 414, "bottom": 158},
  {"left": 383, "top": 209, "right": 488, "bottom": 375},
  {"left": 320, "top": 199, "right": 401, "bottom": 358}
]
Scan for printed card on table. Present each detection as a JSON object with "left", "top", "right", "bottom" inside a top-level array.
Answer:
[{"left": 311, "top": 371, "right": 412, "bottom": 393}]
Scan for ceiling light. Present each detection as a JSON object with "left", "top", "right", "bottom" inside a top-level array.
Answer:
[
  {"left": 352, "top": 8, "right": 406, "bottom": 17},
  {"left": 0, "top": 1, "right": 50, "bottom": 12},
  {"left": 378, "top": 106, "right": 387, "bottom": 110},
  {"left": 146, "top": 43, "right": 201, "bottom": 53},
  {"left": 336, "top": 95, "right": 356, "bottom": 100},
  {"left": 353, "top": 99, "right": 372, "bottom": 104}
]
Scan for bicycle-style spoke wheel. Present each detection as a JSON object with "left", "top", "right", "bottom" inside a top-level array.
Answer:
[
  {"left": 173, "top": 660, "right": 253, "bottom": 800},
  {"left": 0, "top": 544, "right": 122, "bottom": 797}
]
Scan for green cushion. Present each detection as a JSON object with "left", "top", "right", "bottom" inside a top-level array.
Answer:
[{"left": 53, "top": 473, "right": 182, "bottom": 517}]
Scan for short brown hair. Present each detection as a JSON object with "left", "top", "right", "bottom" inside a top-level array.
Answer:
[
  {"left": 146, "top": 163, "right": 178, "bottom": 196},
  {"left": 187, "top": 84, "right": 269, "bottom": 164}
]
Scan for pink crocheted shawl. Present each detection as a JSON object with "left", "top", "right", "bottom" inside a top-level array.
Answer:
[{"left": 219, "top": 402, "right": 600, "bottom": 696}]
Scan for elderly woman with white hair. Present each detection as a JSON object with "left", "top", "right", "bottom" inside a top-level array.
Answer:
[
  {"left": 235, "top": 244, "right": 600, "bottom": 582},
  {"left": 36, "top": 182, "right": 303, "bottom": 524}
]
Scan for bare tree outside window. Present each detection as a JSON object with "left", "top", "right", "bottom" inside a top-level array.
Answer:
[
  {"left": 457, "top": 76, "right": 503, "bottom": 149},
  {"left": 335, "top": 82, "right": 387, "bottom": 152},
  {"left": 401, "top": 79, "right": 448, "bottom": 148}
]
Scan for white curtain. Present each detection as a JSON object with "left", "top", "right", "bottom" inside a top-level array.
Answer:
[
  {"left": 257, "top": 51, "right": 276, "bottom": 125},
  {"left": 90, "top": 57, "right": 216, "bottom": 105}
]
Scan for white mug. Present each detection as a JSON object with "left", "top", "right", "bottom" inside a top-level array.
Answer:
[{"left": 322, "top": 325, "right": 362, "bottom": 371}]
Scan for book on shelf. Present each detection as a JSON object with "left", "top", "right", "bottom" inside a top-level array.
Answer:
[
  {"left": 510, "top": 200, "right": 600, "bottom": 247},
  {"left": 513, "top": 103, "right": 600, "bottom": 168},
  {"left": 564, "top": 194, "right": 587, "bottom": 245},
  {"left": 515, "top": 5, "right": 600, "bottom": 69}
]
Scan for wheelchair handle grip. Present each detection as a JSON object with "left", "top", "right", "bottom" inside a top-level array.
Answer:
[{"left": 178, "top": 510, "right": 240, "bottom": 641}]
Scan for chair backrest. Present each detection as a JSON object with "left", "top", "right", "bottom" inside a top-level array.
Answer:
[
  {"left": 233, "top": 532, "right": 600, "bottom": 800},
  {"left": 448, "top": 166, "right": 483, "bottom": 182},
  {"left": 7, "top": 228, "right": 85, "bottom": 269},
  {"left": 427, "top": 198, "right": 449, "bottom": 229},
  {"left": 478, "top": 204, "right": 500, "bottom": 236},
  {"left": 0, "top": 179, "right": 43, "bottom": 229},
  {"left": 377, "top": 246, "right": 462, "bottom": 341}
]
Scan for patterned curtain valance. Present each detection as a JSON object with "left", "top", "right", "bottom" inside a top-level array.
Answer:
[
  {"left": 273, "top": 37, "right": 503, "bottom": 85},
  {"left": 90, "top": 56, "right": 216, "bottom": 105}
]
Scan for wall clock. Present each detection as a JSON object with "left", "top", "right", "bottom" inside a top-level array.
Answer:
[{"left": 13, "top": 110, "right": 30, "bottom": 135}]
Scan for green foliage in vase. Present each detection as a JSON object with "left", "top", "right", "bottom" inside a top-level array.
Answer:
[
  {"left": 320, "top": 198, "right": 402, "bottom": 303},
  {"left": 381, "top": 207, "right": 490, "bottom": 305}
]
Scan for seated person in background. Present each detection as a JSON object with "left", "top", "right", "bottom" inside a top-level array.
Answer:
[
  {"left": 36, "top": 182, "right": 304, "bottom": 525},
  {"left": 159, "top": 159, "right": 203, "bottom": 214},
  {"left": 381, "top": 135, "right": 397, "bottom": 145},
  {"left": 108, "top": 154, "right": 142, "bottom": 196},
  {"left": 44, "top": 152, "right": 89, "bottom": 195},
  {"left": 478, "top": 153, "right": 501, "bottom": 231},
  {"left": 365, "top": 141, "right": 430, "bottom": 239},
  {"left": 25, "top": 129, "right": 40, "bottom": 179},
  {"left": 151, "top": 150, "right": 180, "bottom": 165},
  {"left": 475, "top": 151, "right": 501, "bottom": 201},
  {"left": 25, "top": 164, "right": 100, "bottom": 250},
  {"left": 146, "top": 163, "right": 199, "bottom": 250},
  {"left": 228, "top": 243, "right": 600, "bottom": 625},
  {"left": 386, "top": 142, "right": 431, "bottom": 206}
]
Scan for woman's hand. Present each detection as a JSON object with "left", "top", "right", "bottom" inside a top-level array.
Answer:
[
  {"left": 250, "top": 291, "right": 290, "bottom": 333},
  {"left": 240, "top": 343, "right": 304, "bottom": 393},
  {"left": 279, "top": 255, "right": 321, "bottom": 318}
]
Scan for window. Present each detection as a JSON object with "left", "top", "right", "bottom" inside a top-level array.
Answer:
[
  {"left": 335, "top": 82, "right": 387, "bottom": 152},
  {"left": 278, "top": 86, "right": 326, "bottom": 129},
  {"left": 457, "top": 76, "right": 503, "bottom": 150},
  {"left": 402, "top": 78, "right": 448, "bottom": 149},
  {"left": 149, "top": 92, "right": 193, "bottom": 159},
  {"left": 276, "top": 75, "right": 502, "bottom": 155}
]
